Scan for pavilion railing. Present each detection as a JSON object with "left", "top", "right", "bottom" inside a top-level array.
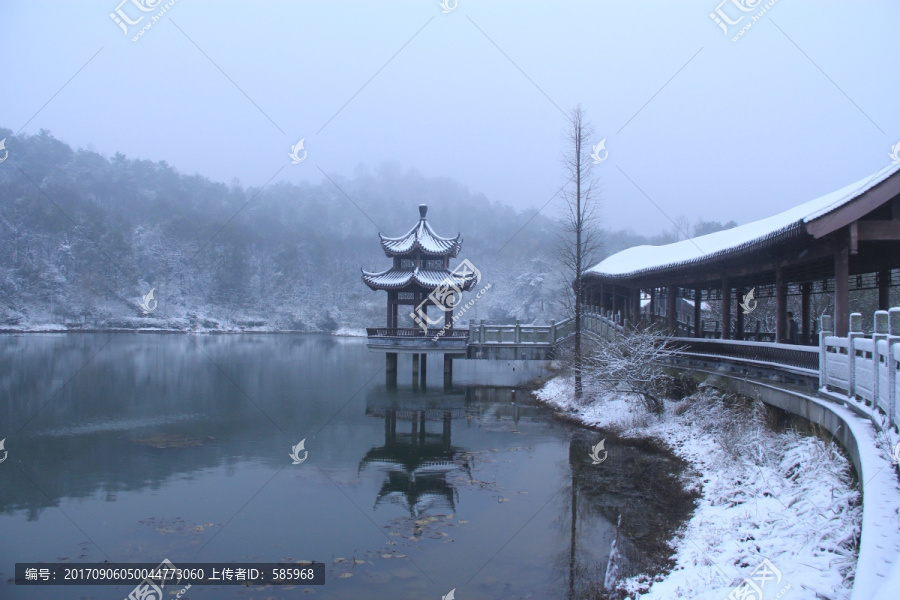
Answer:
[
  {"left": 820, "top": 309, "right": 900, "bottom": 430},
  {"left": 366, "top": 327, "right": 469, "bottom": 339}
]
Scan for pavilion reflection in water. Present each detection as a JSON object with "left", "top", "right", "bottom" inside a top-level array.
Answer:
[
  {"left": 360, "top": 385, "right": 474, "bottom": 518},
  {"left": 359, "top": 385, "right": 545, "bottom": 518}
]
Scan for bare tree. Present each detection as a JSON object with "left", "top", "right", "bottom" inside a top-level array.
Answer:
[
  {"left": 556, "top": 105, "right": 602, "bottom": 399},
  {"left": 583, "top": 328, "right": 682, "bottom": 413}
]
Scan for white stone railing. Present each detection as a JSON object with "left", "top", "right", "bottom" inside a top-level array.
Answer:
[
  {"left": 820, "top": 308, "right": 900, "bottom": 431},
  {"left": 465, "top": 309, "right": 622, "bottom": 347}
]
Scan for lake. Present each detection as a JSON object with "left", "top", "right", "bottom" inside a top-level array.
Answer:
[{"left": 0, "top": 334, "right": 694, "bottom": 600}]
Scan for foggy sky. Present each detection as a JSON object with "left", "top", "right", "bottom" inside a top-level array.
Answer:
[{"left": 2, "top": 0, "right": 898, "bottom": 234}]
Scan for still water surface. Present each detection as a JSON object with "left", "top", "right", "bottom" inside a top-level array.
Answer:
[{"left": 0, "top": 334, "right": 693, "bottom": 599}]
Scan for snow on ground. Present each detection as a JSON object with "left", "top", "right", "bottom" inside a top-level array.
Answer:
[
  {"left": 536, "top": 377, "right": 862, "bottom": 599},
  {"left": 332, "top": 327, "right": 367, "bottom": 337}
]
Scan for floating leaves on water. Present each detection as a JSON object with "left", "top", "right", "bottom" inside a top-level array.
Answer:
[
  {"left": 333, "top": 557, "right": 346, "bottom": 564},
  {"left": 458, "top": 520, "right": 470, "bottom": 524},
  {"left": 353, "top": 559, "right": 366, "bottom": 565},
  {"left": 139, "top": 517, "right": 219, "bottom": 535},
  {"left": 497, "top": 497, "right": 510, "bottom": 503},
  {"left": 338, "top": 572, "right": 353, "bottom": 578}
]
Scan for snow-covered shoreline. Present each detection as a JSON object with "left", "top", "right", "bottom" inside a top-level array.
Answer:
[{"left": 535, "top": 376, "right": 862, "bottom": 599}]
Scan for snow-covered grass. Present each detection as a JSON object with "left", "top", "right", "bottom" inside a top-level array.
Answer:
[
  {"left": 536, "top": 377, "right": 862, "bottom": 600},
  {"left": 332, "top": 327, "right": 367, "bottom": 337}
]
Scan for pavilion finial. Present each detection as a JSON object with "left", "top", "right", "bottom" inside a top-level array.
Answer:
[{"left": 419, "top": 204, "right": 427, "bottom": 220}]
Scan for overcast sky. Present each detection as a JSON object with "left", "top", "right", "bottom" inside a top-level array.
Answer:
[{"left": 3, "top": 0, "right": 899, "bottom": 234}]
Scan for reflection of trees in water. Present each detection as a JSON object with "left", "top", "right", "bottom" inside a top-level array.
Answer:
[
  {"left": 0, "top": 334, "right": 372, "bottom": 517},
  {"left": 558, "top": 430, "right": 698, "bottom": 599}
]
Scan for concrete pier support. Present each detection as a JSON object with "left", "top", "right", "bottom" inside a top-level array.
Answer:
[
  {"left": 411, "top": 353, "right": 419, "bottom": 387},
  {"left": 420, "top": 353, "right": 427, "bottom": 386},
  {"left": 385, "top": 352, "right": 397, "bottom": 387},
  {"left": 443, "top": 354, "right": 453, "bottom": 388}
]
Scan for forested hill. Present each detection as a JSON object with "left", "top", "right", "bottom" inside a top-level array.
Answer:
[{"left": 0, "top": 129, "right": 722, "bottom": 332}]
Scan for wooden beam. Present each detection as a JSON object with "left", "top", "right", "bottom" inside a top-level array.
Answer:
[
  {"left": 806, "top": 171, "right": 900, "bottom": 238},
  {"left": 694, "top": 288, "right": 702, "bottom": 338},
  {"left": 776, "top": 267, "right": 786, "bottom": 342},
  {"left": 667, "top": 285, "right": 677, "bottom": 335},
  {"left": 721, "top": 278, "right": 731, "bottom": 340},
  {"left": 801, "top": 283, "right": 811, "bottom": 345},
  {"left": 878, "top": 268, "right": 891, "bottom": 310},
  {"left": 857, "top": 220, "right": 900, "bottom": 240},
  {"left": 834, "top": 237, "right": 850, "bottom": 336}
]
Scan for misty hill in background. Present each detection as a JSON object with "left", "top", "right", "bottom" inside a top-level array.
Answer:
[{"left": 0, "top": 129, "right": 734, "bottom": 332}]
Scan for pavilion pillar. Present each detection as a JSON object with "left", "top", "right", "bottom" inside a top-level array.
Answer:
[
  {"left": 649, "top": 288, "right": 657, "bottom": 324},
  {"left": 721, "top": 278, "right": 731, "bottom": 339},
  {"left": 693, "top": 288, "right": 702, "bottom": 338},
  {"left": 735, "top": 286, "right": 744, "bottom": 341},
  {"left": 776, "top": 267, "right": 787, "bottom": 342},
  {"left": 420, "top": 353, "right": 427, "bottom": 385},
  {"left": 598, "top": 283, "right": 604, "bottom": 314},
  {"left": 667, "top": 285, "right": 677, "bottom": 335},
  {"left": 412, "top": 353, "right": 420, "bottom": 379},
  {"left": 835, "top": 238, "right": 850, "bottom": 337},
  {"left": 387, "top": 292, "right": 395, "bottom": 329},
  {"left": 801, "top": 282, "right": 811, "bottom": 345},
  {"left": 878, "top": 268, "right": 891, "bottom": 311}
]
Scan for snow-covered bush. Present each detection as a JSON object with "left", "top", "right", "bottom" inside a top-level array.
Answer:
[{"left": 581, "top": 329, "right": 682, "bottom": 413}]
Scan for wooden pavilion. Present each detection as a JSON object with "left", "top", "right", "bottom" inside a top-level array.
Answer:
[
  {"left": 584, "top": 162, "right": 900, "bottom": 341},
  {"left": 363, "top": 204, "right": 478, "bottom": 383}
]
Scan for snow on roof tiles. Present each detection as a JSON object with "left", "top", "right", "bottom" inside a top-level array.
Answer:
[
  {"left": 588, "top": 161, "right": 900, "bottom": 279},
  {"left": 361, "top": 267, "right": 477, "bottom": 291},
  {"left": 379, "top": 212, "right": 462, "bottom": 257}
]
